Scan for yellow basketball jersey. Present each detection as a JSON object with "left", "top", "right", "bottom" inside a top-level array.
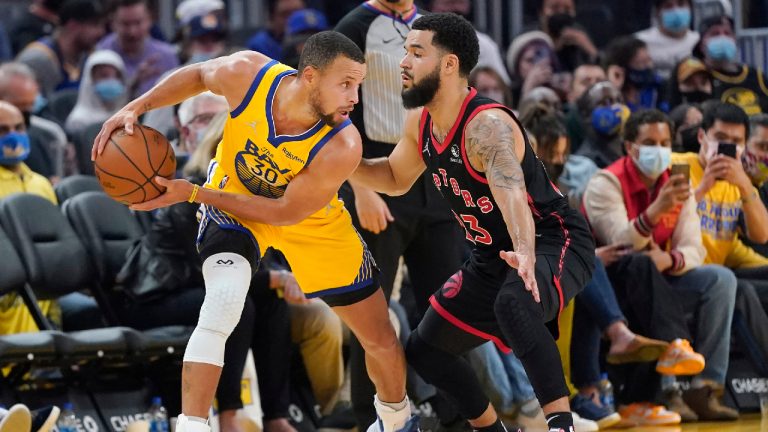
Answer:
[{"left": 207, "top": 59, "right": 352, "bottom": 220}]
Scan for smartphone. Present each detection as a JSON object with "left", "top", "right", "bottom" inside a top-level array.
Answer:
[
  {"left": 717, "top": 142, "right": 738, "bottom": 158},
  {"left": 670, "top": 163, "right": 690, "bottom": 184}
]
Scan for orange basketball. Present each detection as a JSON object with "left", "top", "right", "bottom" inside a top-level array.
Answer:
[{"left": 93, "top": 124, "right": 176, "bottom": 205}]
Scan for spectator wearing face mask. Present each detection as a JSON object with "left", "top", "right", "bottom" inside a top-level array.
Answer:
[
  {"left": 636, "top": 0, "right": 699, "bottom": 80},
  {"left": 506, "top": 31, "right": 560, "bottom": 106},
  {"left": 174, "top": 92, "right": 228, "bottom": 170},
  {"left": 668, "top": 57, "right": 714, "bottom": 108},
  {"left": 604, "top": 36, "right": 667, "bottom": 113},
  {"left": 669, "top": 103, "right": 703, "bottom": 153},
  {"left": 697, "top": 15, "right": 768, "bottom": 115},
  {"left": 141, "top": 9, "right": 229, "bottom": 138},
  {"left": 247, "top": 0, "right": 306, "bottom": 61},
  {"left": 565, "top": 64, "right": 606, "bottom": 153},
  {"left": 537, "top": 0, "right": 598, "bottom": 72},
  {"left": 0, "top": 63, "right": 67, "bottom": 181},
  {"left": 65, "top": 50, "right": 128, "bottom": 137},
  {"left": 558, "top": 81, "right": 630, "bottom": 208}
]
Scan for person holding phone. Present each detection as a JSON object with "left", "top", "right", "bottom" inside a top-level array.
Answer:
[
  {"left": 584, "top": 109, "right": 739, "bottom": 422},
  {"left": 673, "top": 102, "right": 768, "bottom": 383}
]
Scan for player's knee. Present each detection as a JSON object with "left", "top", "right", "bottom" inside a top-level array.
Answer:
[
  {"left": 357, "top": 320, "right": 399, "bottom": 356},
  {"left": 494, "top": 289, "right": 539, "bottom": 357},
  {"left": 405, "top": 331, "right": 448, "bottom": 382},
  {"left": 184, "top": 253, "right": 252, "bottom": 366}
]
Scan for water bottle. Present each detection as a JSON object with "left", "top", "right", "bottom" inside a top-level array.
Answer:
[
  {"left": 148, "top": 397, "right": 169, "bottom": 432},
  {"left": 57, "top": 403, "right": 78, "bottom": 432},
  {"left": 598, "top": 373, "right": 615, "bottom": 412}
]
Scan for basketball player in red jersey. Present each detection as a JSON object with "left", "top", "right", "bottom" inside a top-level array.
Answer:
[{"left": 353, "top": 13, "right": 595, "bottom": 432}]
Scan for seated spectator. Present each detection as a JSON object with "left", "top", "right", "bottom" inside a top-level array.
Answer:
[
  {"left": 65, "top": 50, "right": 128, "bottom": 137},
  {"left": 0, "top": 100, "right": 102, "bottom": 334},
  {"left": 16, "top": 0, "right": 105, "bottom": 96},
  {"left": 575, "top": 81, "right": 630, "bottom": 168},
  {"left": 697, "top": 15, "right": 768, "bottom": 115},
  {"left": 668, "top": 57, "right": 714, "bottom": 107},
  {"left": 119, "top": 112, "right": 344, "bottom": 430},
  {"left": 175, "top": 91, "right": 228, "bottom": 167},
  {"left": 523, "top": 106, "right": 676, "bottom": 427},
  {"left": 9, "top": 0, "right": 62, "bottom": 56},
  {"left": 635, "top": 0, "right": 699, "bottom": 80},
  {"left": 585, "top": 109, "right": 738, "bottom": 422},
  {"left": 672, "top": 103, "right": 768, "bottom": 376},
  {"left": 740, "top": 114, "right": 768, "bottom": 260},
  {"left": 518, "top": 86, "right": 562, "bottom": 115},
  {"left": 428, "top": 0, "right": 511, "bottom": 86},
  {"left": 669, "top": 103, "right": 703, "bottom": 153},
  {"left": 565, "top": 63, "right": 606, "bottom": 153},
  {"left": 470, "top": 66, "right": 514, "bottom": 108},
  {"left": 537, "top": 0, "right": 598, "bottom": 71},
  {"left": 603, "top": 36, "right": 667, "bottom": 112},
  {"left": 97, "top": 0, "right": 179, "bottom": 99},
  {"left": 247, "top": 0, "right": 306, "bottom": 61},
  {"left": 142, "top": 10, "right": 229, "bottom": 136},
  {"left": 505, "top": 31, "right": 559, "bottom": 105},
  {"left": 281, "top": 9, "right": 330, "bottom": 69},
  {"left": 0, "top": 63, "right": 67, "bottom": 181}
]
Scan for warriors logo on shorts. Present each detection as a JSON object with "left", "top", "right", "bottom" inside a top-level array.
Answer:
[{"left": 442, "top": 270, "right": 463, "bottom": 299}]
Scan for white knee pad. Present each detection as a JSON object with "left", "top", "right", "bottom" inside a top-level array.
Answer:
[{"left": 184, "top": 253, "right": 251, "bottom": 366}]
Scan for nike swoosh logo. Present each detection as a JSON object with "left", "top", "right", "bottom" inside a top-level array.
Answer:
[{"left": 382, "top": 37, "right": 397, "bottom": 44}]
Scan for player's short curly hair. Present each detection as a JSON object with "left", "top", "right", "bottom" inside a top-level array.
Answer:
[{"left": 412, "top": 13, "right": 479, "bottom": 78}]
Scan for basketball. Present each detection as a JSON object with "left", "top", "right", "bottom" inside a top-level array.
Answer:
[{"left": 93, "top": 124, "right": 177, "bottom": 205}]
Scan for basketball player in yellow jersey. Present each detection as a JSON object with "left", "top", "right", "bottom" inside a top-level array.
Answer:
[{"left": 92, "top": 32, "right": 416, "bottom": 432}]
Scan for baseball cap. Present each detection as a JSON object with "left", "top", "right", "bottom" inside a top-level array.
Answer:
[
  {"left": 176, "top": 0, "right": 225, "bottom": 25},
  {"left": 677, "top": 57, "right": 710, "bottom": 82},
  {"left": 286, "top": 9, "right": 329, "bottom": 36},
  {"left": 187, "top": 13, "right": 226, "bottom": 39}
]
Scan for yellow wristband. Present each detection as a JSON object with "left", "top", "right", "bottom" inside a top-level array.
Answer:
[{"left": 188, "top": 184, "right": 200, "bottom": 203}]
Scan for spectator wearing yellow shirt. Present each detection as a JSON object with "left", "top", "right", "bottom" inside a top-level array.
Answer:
[
  {"left": 671, "top": 102, "right": 768, "bottom": 376},
  {"left": 0, "top": 101, "right": 102, "bottom": 334}
]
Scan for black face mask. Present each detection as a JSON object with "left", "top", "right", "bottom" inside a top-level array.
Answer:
[
  {"left": 679, "top": 126, "right": 701, "bottom": 153},
  {"left": 547, "top": 13, "right": 575, "bottom": 39},
  {"left": 681, "top": 90, "right": 712, "bottom": 104},
  {"left": 545, "top": 162, "right": 565, "bottom": 181},
  {"left": 627, "top": 68, "right": 658, "bottom": 88},
  {"left": 22, "top": 111, "right": 31, "bottom": 129}
]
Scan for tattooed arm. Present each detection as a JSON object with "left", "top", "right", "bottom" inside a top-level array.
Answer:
[{"left": 465, "top": 109, "right": 539, "bottom": 302}]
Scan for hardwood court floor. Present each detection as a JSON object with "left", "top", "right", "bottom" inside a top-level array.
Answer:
[{"left": 622, "top": 414, "right": 766, "bottom": 431}]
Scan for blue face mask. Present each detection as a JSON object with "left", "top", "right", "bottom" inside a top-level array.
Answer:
[
  {"left": 633, "top": 144, "right": 672, "bottom": 179},
  {"left": 32, "top": 94, "right": 47, "bottom": 115},
  {"left": 661, "top": 7, "right": 691, "bottom": 33},
  {"left": 706, "top": 35, "right": 738, "bottom": 62},
  {"left": 627, "top": 68, "right": 659, "bottom": 88},
  {"left": 591, "top": 104, "right": 629, "bottom": 136},
  {"left": 94, "top": 79, "right": 126, "bottom": 102},
  {"left": 0, "top": 132, "right": 31, "bottom": 165}
]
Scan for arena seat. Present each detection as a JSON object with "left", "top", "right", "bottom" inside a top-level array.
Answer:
[
  {"left": 54, "top": 175, "right": 102, "bottom": 204},
  {"left": 0, "top": 193, "right": 128, "bottom": 362},
  {"left": 62, "top": 192, "right": 191, "bottom": 359}
]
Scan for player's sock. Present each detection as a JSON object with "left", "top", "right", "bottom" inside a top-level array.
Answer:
[
  {"left": 472, "top": 418, "right": 507, "bottom": 432},
  {"left": 545, "top": 412, "right": 574, "bottom": 432},
  {"left": 374, "top": 394, "right": 411, "bottom": 432},
  {"left": 176, "top": 414, "right": 210, "bottom": 432}
]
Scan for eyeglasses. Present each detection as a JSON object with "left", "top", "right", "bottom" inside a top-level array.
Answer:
[{"left": 184, "top": 112, "right": 217, "bottom": 128}]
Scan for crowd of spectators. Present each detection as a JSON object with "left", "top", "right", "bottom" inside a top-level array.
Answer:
[{"left": 1, "top": 0, "right": 768, "bottom": 431}]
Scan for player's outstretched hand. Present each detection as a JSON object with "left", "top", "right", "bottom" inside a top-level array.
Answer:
[
  {"left": 130, "top": 177, "right": 194, "bottom": 211},
  {"left": 92, "top": 108, "right": 139, "bottom": 161},
  {"left": 500, "top": 250, "right": 540, "bottom": 303}
]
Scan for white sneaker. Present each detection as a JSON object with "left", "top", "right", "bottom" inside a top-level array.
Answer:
[
  {"left": 572, "top": 413, "right": 598, "bottom": 432},
  {"left": 175, "top": 414, "right": 211, "bottom": 432},
  {"left": 0, "top": 404, "right": 32, "bottom": 432}
]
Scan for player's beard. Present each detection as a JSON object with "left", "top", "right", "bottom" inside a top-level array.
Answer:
[
  {"left": 402, "top": 66, "right": 441, "bottom": 109},
  {"left": 310, "top": 87, "right": 341, "bottom": 127}
]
